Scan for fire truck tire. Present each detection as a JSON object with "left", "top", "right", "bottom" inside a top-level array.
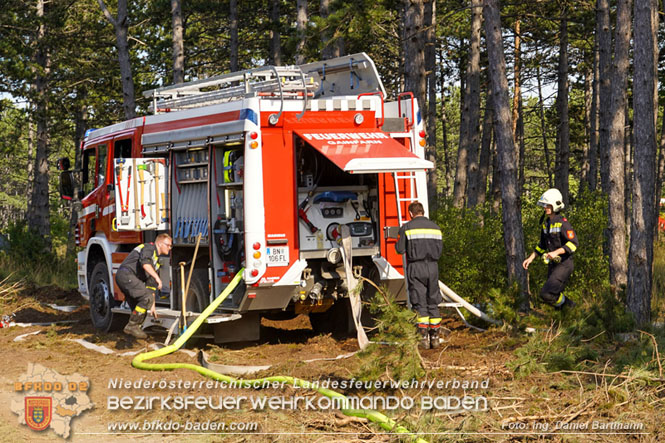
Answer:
[
  {"left": 174, "top": 268, "right": 209, "bottom": 312},
  {"left": 89, "top": 262, "right": 123, "bottom": 332}
]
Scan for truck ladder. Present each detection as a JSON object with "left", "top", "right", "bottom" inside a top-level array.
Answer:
[
  {"left": 393, "top": 171, "right": 418, "bottom": 226},
  {"left": 143, "top": 65, "right": 318, "bottom": 115}
]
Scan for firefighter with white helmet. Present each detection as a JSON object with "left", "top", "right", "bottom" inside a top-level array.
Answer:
[{"left": 522, "top": 188, "right": 578, "bottom": 310}]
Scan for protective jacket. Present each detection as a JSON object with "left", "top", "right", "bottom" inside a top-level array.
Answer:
[
  {"left": 395, "top": 216, "right": 443, "bottom": 262},
  {"left": 395, "top": 216, "right": 443, "bottom": 319},
  {"left": 118, "top": 243, "right": 161, "bottom": 282},
  {"left": 116, "top": 243, "right": 161, "bottom": 312},
  {"left": 534, "top": 214, "right": 578, "bottom": 260},
  {"left": 533, "top": 213, "right": 578, "bottom": 307}
]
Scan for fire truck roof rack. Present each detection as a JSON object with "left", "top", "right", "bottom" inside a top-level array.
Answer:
[
  {"left": 144, "top": 65, "right": 318, "bottom": 114},
  {"left": 143, "top": 53, "right": 386, "bottom": 115}
]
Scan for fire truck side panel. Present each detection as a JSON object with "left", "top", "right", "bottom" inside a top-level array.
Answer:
[{"left": 256, "top": 127, "right": 299, "bottom": 285}]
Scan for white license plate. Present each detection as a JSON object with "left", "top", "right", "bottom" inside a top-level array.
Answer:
[{"left": 266, "top": 246, "right": 289, "bottom": 267}]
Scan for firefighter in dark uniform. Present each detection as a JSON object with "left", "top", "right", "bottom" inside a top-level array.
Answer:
[
  {"left": 396, "top": 201, "right": 443, "bottom": 349},
  {"left": 523, "top": 189, "right": 578, "bottom": 310},
  {"left": 116, "top": 234, "right": 172, "bottom": 338}
]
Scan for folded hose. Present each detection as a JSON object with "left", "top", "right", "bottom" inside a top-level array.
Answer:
[{"left": 132, "top": 270, "right": 428, "bottom": 442}]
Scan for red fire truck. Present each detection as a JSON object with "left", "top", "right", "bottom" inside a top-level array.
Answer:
[{"left": 59, "top": 53, "right": 432, "bottom": 342}]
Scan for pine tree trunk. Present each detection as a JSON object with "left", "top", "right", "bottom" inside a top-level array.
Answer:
[
  {"left": 628, "top": 0, "right": 658, "bottom": 326},
  {"left": 269, "top": 0, "right": 281, "bottom": 65},
  {"left": 295, "top": 0, "right": 307, "bottom": 64},
  {"left": 607, "top": 0, "right": 631, "bottom": 290},
  {"left": 555, "top": 12, "right": 570, "bottom": 204},
  {"left": 402, "top": 0, "right": 426, "bottom": 116},
  {"left": 425, "top": 0, "right": 438, "bottom": 208},
  {"left": 98, "top": 0, "right": 136, "bottom": 119},
  {"left": 581, "top": 65, "right": 592, "bottom": 188},
  {"left": 537, "top": 62, "right": 553, "bottom": 187},
  {"left": 597, "top": 0, "right": 611, "bottom": 193},
  {"left": 512, "top": 19, "right": 525, "bottom": 193},
  {"left": 229, "top": 0, "right": 239, "bottom": 71},
  {"left": 625, "top": 105, "right": 632, "bottom": 232},
  {"left": 470, "top": 89, "right": 493, "bottom": 207},
  {"left": 27, "top": 0, "right": 51, "bottom": 247},
  {"left": 652, "top": 0, "right": 663, "bottom": 235},
  {"left": 453, "top": 0, "right": 481, "bottom": 208},
  {"left": 483, "top": 0, "right": 528, "bottom": 302},
  {"left": 67, "top": 94, "right": 88, "bottom": 258},
  {"left": 171, "top": 0, "right": 184, "bottom": 83},
  {"left": 438, "top": 47, "right": 452, "bottom": 196},
  {"left": 402, "top": 0, "right": 428, "bottom": 204},
  {"left": 490, "top": 135, "right": 501, "bottom": 213},
  {"left": 588, "top": 39, "right": 600, "bottom": 190}
]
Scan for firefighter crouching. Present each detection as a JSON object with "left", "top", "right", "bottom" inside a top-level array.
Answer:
[
  {"left": 116, "top": 234, "right": 173, "bottom": 338},
  {"left": 522, "top": 189, "right": 578, "bottom": 310},
  {"left": 396, "top": 201, "right": 443, "bottom": 349}
]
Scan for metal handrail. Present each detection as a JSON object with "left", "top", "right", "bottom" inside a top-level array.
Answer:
[
  {"left": 357, "top": 91, "right": 385, "bottom": 128},
  {"left": 397, "top": 92, "right": 415, "bottom": 130},
  {"left": 144, "top": 65, "right": 318, "bottom": 115}
]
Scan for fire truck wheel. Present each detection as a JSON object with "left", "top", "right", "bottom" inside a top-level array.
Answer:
[
  {"left": 178, "top": 268, "right": 209, "bottom": 312},
  {"left": 89, "top": 262, "right": 122, "bottom": 332}
]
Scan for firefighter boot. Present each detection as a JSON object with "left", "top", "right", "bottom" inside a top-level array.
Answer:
[
  {"left": 124, "top": 311, "right": 147, "bottom": 339},
  {"left": 418, "top": 326, "right": 430, "bottom": 350},
  {"left": 554, "top": 294, "right": 575, "bottom": 311},
  {"left": 562, "top": 296, "right": 575, "bottom": 310},
  {"left": 429, "top": 328, "right": 440, "bottom": 349}
]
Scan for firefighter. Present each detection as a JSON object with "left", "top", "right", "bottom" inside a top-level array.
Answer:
[
  {"left": 522, "top": 188, "right": 578, "bottom": 310},
  {"left": 116, "top": 233, "right": 173, "bottom": 338},
  {"left": 396, "top": 201, "right": 443, "bottom": 349}
]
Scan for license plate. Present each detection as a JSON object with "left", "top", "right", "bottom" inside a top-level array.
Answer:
[{"left": 266, "top": 246, "right": 289, "bottom": 267}]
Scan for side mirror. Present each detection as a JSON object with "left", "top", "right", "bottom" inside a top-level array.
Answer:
[{"left": 59, "top": 171, "right": 75, "bottom": 200}]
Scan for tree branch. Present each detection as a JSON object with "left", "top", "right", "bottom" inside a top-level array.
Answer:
[{"left": 97, "top": 0, "right": 117, "bottom": 28}]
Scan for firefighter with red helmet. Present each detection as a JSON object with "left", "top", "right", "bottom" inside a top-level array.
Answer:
[
  {"left": 396, "top": 201, "right": 443, "bottom": 349},
  {"left": 523, "top": 189, "right": 578, "bottom": 310},
  {"left": 116, "top": 233, "right": 172, "bottom": 338}
]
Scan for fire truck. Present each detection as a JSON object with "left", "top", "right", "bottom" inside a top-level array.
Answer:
[{"left": 59, "top": 53, "right": 433, "bottom": 342}]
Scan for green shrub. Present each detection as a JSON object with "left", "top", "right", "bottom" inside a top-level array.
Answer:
[
  {"left": 0, "top": 220, "right": 76, "bottom": 288},
  {"left": 432, "top": 202, "right": 507, "bottom": 304},
  {"left": 355, "top": 290, "right": 425, "bottom": 382}
]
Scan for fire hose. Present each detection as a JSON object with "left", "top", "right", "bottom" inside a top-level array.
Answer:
[{"left": 132, "top": 270, "right": 428, "bottom": 442}]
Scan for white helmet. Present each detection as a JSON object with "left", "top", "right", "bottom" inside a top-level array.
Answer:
[{"left": 537, "top": 188, "right": 564, "bottom": 212}]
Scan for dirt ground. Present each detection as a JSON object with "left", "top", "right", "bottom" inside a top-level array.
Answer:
[{"left": 1, "top": 284, "right": 663, "bottom": 442}]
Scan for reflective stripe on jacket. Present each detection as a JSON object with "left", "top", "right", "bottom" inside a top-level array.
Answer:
[{"left": 395, "top": 216, "right": 443, "bottom": 262}]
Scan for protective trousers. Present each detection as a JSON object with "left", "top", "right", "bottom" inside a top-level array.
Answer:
[
  {"left": 540, "top": 259, "right": 574, "bottom": 306},
  {"left": 407, "top": 260, "right": 442, "bottom": 318},
  {"left": 115, "top": 270, "right": 155, "bottom": 314}
]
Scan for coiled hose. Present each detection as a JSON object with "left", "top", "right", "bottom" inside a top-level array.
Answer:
[{"left": 132, "top": 270, "right": 428, "bottom": 442}]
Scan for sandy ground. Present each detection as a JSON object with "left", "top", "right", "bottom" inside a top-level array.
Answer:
[{"left": 1, "top": 285, "right": 663, "bottom": 442}]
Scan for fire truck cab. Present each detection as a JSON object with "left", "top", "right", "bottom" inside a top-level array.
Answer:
[{"left": 60, "top": 53, "right": 432, "bottom": 342}]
